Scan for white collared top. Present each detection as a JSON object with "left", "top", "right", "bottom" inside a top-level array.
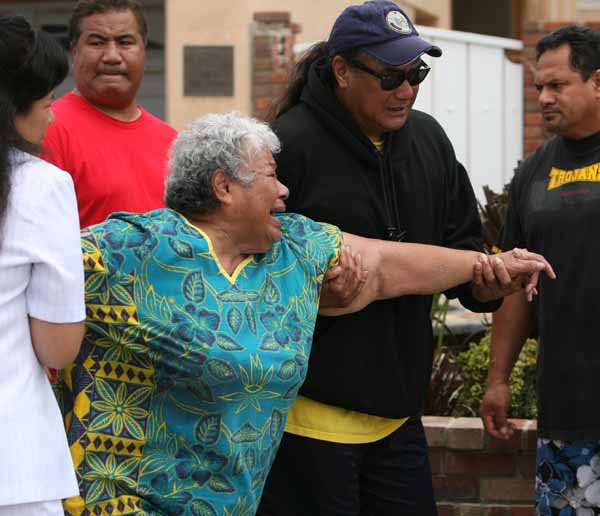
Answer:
[{"left": 0, "top": 152, "right": 84, "bottom": 505}]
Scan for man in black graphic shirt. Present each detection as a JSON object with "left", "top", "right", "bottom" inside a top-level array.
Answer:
[
  {"left": 257, "top": 1, "right": 541, "bottom": 515},
  {"left": 481, "top": 25, "right": 600, "bottom": 513}
]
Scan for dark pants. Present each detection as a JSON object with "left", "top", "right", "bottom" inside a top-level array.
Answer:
[{"left": 257, "top": 415, "right": 438, "bottom": 516}]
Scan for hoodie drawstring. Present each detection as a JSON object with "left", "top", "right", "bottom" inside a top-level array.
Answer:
[{"left": 378, "top": 135, "right": 405, "bottom": 242}]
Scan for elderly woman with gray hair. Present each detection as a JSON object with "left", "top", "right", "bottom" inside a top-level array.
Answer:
[{"left": 57, "top": 112, "right": 553, "bottom": 516}]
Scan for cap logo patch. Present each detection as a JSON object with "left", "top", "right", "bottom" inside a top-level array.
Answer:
[{"left": 386, "top": 11, "right": 412, "bottom": 34}]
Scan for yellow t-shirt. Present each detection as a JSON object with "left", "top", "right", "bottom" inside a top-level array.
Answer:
[
  {"left": 372, "top": 138, "right": 385, "bottom": 154},
  {"left": 285, "top": 396, "right": 408, "bottom": 444}
]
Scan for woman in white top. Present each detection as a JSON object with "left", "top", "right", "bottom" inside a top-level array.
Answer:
[{"left": 0, "top": 15, "right": 85, "bottom": 516}]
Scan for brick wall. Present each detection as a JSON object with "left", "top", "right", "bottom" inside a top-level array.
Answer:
[
  {"left": 424, "top": 416, "right": 537, "bottom": 515},
  {"left": 252, "top": 12, "right": 299, "bottom": 121}
]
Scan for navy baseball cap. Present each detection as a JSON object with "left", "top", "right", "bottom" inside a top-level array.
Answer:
[{"left": 328, "top": 0, "right": 442, "bottom": 66}]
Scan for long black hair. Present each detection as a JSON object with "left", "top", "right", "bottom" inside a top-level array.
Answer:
[
  {"left": 0, "top": 15, "right": 69, "bottom": 235},
  {"left": 267, "top": 41, "right": 361, "bottom": 121}
]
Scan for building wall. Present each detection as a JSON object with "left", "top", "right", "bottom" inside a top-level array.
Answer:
[
  {"left": 405, "top": 0, "right": 452, "bottom": 27},
  {"left": 0, "top": 0, "right": 167, "bottom": 119},
  {"left": 165, "top": 0, "right": 450, "bottom": 129},
  {"left": 578, "top": 7, "right": 600, "bottom": 22},
  {"left": 523, "top": 0, "right": 600, "bottom": 24}
]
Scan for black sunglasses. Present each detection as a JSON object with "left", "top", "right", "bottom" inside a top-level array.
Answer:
[{"left": 346, "top": 58, "right": 431, "bottom": 90}]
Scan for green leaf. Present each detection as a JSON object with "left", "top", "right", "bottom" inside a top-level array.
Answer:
[
  {"left": 86, "top": 478, "right": 108, "bottom": 504},
  {"left": 269, "top": 409, "right": 284, "bottom": 441},
  {"left": 259, "top": 337, "right": 279, "bottom": 352},
  {"left": 207, "top": 359, "right": 236, "bottom": 381},
  {"left": 84, "top": 272, "right": 106, "bottom": 295},
  {"left": 244, "top": 447, "right": 256, "bottom": 471},
  {"left": 283, "top": 381, "right": 301, "bottom": 399},
  {"left": 263, "top": 274, "right": 281, "bottom": 304},
  {"left": 120, "top": 325, "right": 140, "bottom": 344},
  {"left": 190, "top": 499, "right": 217, "bottom": 516},
  {"left": 208, "top": 474, "right": 235, "bottom": 493},
  {"left": 251, "top": 471, "right": 264, "bottom": 489},
  {"left": 121, "top": 274, "right": 135, "bottom": 285},
  {"left": 218, "top": 290, "right": 259, "bottom": 303},
  {"left": 227, "top": 308, "right": 243, "bottom": 334},
  {"left": 194, "top": 414, "right": 222, "bottom": 446},
  {"left": 115, "top": 456, "right": 139, "bottom": 477},
  {"left": 233, "top": 453, "right": 244, "bottom": 476},
  {"left": 145, "top": 286, "right": 158, "bottom": 315},
  {"left": 123, "top": 414, "right": 145, "bottom": 441},
  {"left": 81, "top": 235, "right": 97, "bottom": 254},
  {"left": 239, "top": 365, "right": 250, "bottom": 387},
  {"left": 111, "top": 283, "right": 134, "bottom": 306},
  {"left": 232, "top": 422, "right": 261, "bottom": 443},
  {"left": 277, "top": 359, "right": 297, "bottom": 380},
  {"left": 217, "top": 333, "right": 244, "bottom": 352},
  {"left": 245, "top": 305, "right": 257, "bottom": 335},
  {"left": 88, "top": 412, "right": 115, "bottom": 433},
  {"left": 142, "top": 321, "right": 164, "bottom": 342},
  {"left": 183, "top": 271, "right": 205, "bottom": 303},
  {"left": 168, "top": 237, "right": 194, "bottom": 259},
  {"left": 125, "top": 385, "right": 152, "bottom": 407},
  {"left": 85, "top": 453, "right": 107, "bottom": 475},
  {"left": 99, "top": 286, "right": 110, "bottom": 305},
  {"left": 189, "top": 380, "right": 215, "bottom": 403},
  {"left": 159, "top": 296, "right": 172, "bottom": 322},
  {"left": 139, "top": 454, "right": 169, "bottom": 477}
]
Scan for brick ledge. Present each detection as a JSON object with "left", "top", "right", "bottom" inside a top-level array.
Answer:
[{"left": 423, "top": 416, "right": 537, "bottom": 451}]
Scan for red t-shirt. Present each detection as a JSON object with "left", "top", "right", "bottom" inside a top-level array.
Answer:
[{"left": 43, "top": 93, "right": 177, "bottom": 228}]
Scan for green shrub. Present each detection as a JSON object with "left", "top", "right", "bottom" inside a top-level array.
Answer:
[{"left": 453, "top": 330, "right": 538, "bottom": 419}]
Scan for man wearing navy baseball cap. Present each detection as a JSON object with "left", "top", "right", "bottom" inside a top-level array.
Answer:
[
  {"left": 258, "top": 2, "right": 502, "bottom": 515},
  {"left": 327, "top": 0, "right": 441, "bottom": 66}
]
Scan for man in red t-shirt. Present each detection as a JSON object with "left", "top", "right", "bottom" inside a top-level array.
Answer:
[{"left": 44, "top": 0, "right": 177, "bottom": 228}]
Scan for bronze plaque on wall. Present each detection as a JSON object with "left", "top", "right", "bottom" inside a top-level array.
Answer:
[{"left": 184, "top": 46, "right": 233, "bottom": 97}]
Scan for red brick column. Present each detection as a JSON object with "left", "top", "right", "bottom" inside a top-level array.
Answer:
[
  {"left": 252, "top": 12, "right": 299, "bottom": 121},
  {"left": 424, "top": 416, "right": 537, "bottom": 515}
]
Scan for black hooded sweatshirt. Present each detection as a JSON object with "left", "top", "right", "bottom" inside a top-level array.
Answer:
[{"left": 272, "top": 58, "right": 499, "bottom": 418}]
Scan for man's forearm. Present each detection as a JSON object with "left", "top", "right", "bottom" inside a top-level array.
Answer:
[
  {"left": 376, "top": 240, "right": 480, "bottom": 296},
  {"left": 487, "top": 291, "right": 536, "bottom": 385}
]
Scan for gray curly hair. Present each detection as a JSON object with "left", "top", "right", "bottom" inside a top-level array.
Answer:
[{"left": 165, "top": 112, "right": 281, "bottom": 217}]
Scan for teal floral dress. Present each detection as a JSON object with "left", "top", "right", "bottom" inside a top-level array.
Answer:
[{"left": 58, "top": 209, "right": 341, "bottom": 516}]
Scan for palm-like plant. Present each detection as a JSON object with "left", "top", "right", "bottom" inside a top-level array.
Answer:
[{"left": 478, "top": 184, "right": 510, "bottom": 253}]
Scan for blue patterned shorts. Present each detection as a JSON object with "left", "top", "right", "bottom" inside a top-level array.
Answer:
[{"left": 536, "top": 438, "right": 600, "bottom": 515}]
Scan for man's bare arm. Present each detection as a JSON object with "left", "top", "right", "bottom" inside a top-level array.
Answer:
[{"left": 480, "top": 291, "right": 536, "bottom": 439}]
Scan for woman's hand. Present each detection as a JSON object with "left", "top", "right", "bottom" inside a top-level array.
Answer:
[
  {"left": 472, "top": 248, "right": 556, "bottom": 302},
  {"left": 319, "top": 245, "right": 368, "bottom": 311}
]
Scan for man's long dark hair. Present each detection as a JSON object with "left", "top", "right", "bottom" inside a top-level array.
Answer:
[
  {"left": 267, "top": 41, "right": 360, "bottom": 121},
  {"left": 0, "top": 15, "right": 69, "bottom": 237}
]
